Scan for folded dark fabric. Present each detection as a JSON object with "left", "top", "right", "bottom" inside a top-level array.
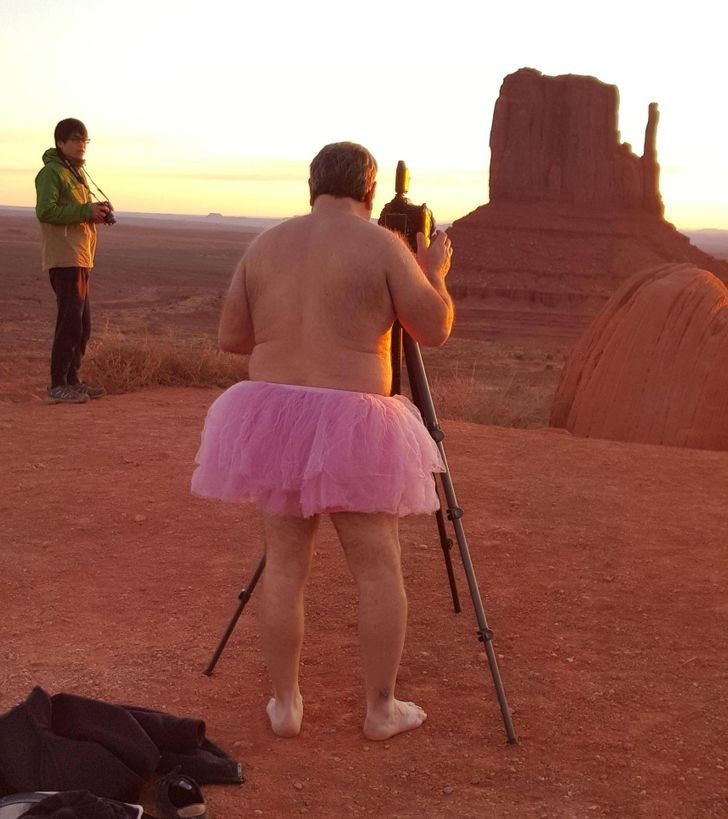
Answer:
[
  {"left": 121, "top": 708, "right": 203, "bottom": 754},
  {"left": 51, "top": 696, "right": 160, "bottom": 781},
  {"left": 0, "top": 688, "right": 242, "bottom": 803},
  {"left": 122, "top": 707, "right": 242, "bottom": 785},
  {"left": 18, "top": 789, "right": 141, "bottom": 818},
  {"left": 0, "top": 689, "right": 153, "bottom": 802}
]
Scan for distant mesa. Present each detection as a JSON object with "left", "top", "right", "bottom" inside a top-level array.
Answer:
[
  {"left": 447, "top": 68, "right": 728, "bottom": 335},
  {"left": 207, "top": 212, "right": 224, "bottom": 219},
  {"left": 550, "top": 263, "right": 728, "bottom": 451}
]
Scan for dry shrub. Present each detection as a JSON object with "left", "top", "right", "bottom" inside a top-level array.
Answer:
[
  {"left": 85, "top": 330, "right": 247, "bottom": 394},
  {"left": 85, "top": 328, "right": 557, "bottom": 425},
  {"left": 428, "top": 363, "right": 556, "bottom": 428}
]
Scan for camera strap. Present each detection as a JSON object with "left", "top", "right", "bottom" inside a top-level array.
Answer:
[
  {"left": 62, "top": 158, "right": 90, "bottom": 190},
  {"left": 62, "top": 157, "right": 111, "bottom": 205},
  {"left": 83, "top": 166, "right": 112, "bottom": 205}
]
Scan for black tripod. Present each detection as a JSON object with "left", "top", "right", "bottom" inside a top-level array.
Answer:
[{"left": 390, "top": 322, "right": 517, "bottom": 744}]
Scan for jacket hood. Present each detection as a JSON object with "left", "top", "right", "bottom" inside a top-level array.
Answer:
[
  {"left": 42, "top": 147, "right": 85, "bottom": 167},
  {"left": 42, "top": 148, "right": 61, "bottom": 165}
]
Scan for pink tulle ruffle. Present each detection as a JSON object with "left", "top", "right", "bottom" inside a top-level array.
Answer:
[{"left": 191, "top": 380, "right": 444, "bottom": 518}]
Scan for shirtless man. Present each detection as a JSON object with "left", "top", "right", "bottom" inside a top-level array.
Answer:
[{"left": 192, "top": 142, "right": 453, "bottom": 740}]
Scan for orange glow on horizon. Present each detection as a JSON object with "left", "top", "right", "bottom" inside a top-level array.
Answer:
[{"left": 0, "top": 1, "right": 726, "bottom": 230}]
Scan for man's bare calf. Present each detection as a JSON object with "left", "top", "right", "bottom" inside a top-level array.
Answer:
[
  {"left": 259, "top": 511, "right": 425, "bottom": 740},
  {"left": 259, "top": 514, "right": 318, "bottom": 737},
  {"left": 331, "top": 511, "right": 427, "bottom": 740}
]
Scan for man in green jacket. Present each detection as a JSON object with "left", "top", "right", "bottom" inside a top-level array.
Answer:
[{"left": 35, "top": 118, "right": 110, "bottom": 404}]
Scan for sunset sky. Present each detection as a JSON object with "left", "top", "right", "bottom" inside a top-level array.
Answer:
[{"left": 1, "top": 0, "right": 726, "bottom": 228}]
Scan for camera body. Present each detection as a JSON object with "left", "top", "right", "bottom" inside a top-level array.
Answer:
[
  {"left": 378, "top": 161, "right": 435, "bottom": 251},
  {"left": 100, "top": 201, "right": 117, "bottom": 225}
]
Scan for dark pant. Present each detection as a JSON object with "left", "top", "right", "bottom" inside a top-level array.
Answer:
[{"left": 49, "top": 266, "right": 91, "bottom": 388}]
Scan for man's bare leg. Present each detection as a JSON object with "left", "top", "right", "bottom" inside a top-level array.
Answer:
[
  {"left": 331, "top": 511, "right": 426, "bottom": 740},
  {"left": 259, "top": 513, "right": 318, "bottom": 737}
]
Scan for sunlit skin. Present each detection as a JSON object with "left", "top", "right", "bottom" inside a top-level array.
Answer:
[
  {"left": 219, "top": 193, "right": 453, "bottom": 394},
  {"left": 57, "top": 135, "right": 87, "bottom": 164},
  {"left": 218, "top": 186, "right": 453, "bottom": 739}
]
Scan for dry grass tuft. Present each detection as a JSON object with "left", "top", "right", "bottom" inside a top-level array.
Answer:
[
  {"left": 85, "top": 329, "right": 247, "bottom": 394},
  {"left": 426, "top": 358, "right": 559, "bottom": 428},
  {"left": 84, "top": 328, "right": 561, "bottom": 428}
]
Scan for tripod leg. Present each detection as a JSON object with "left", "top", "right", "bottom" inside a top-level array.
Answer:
[
  {"left": 407, "top": 346, "right": 460, "bottom": 612},
  {"left": 204, "top": 554, "right": 266, "bottom": 676},
  {"left": 445, "top": 498, "right": 517, "bottom": 744},
  {"left": 433, "top": 487, "right": 461, "bottom": 613},
  {"left": 397, "top": 333, "right": 461, "bottom": 612},
  {"left": 403, "top": 335, "right": 517, "bottom": 744}
]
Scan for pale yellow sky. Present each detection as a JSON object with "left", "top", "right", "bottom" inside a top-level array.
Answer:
[{"left": 1, "top": 0, "right": 726, "bottom": 228}]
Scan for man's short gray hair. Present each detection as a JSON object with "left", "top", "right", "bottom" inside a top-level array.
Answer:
[{"left": 309, "top": 142, "right": 378, "bottom": 204}]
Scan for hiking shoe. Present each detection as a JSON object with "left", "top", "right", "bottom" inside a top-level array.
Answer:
[
  {"left": 155, "top": 769, "right": 207, "bottom": 818},
  {"left": 73, "top": 382, "right": 106, "bottom": 399},
  {"left": 46, "top": 385, "right": 89, "bottom": 404}
]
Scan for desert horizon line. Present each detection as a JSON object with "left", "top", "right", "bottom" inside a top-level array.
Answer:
[{"left": 2, "top": 203, "right": 727, "bottom": 236}]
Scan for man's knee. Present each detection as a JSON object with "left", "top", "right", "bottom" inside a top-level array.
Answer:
[
  {"left": 331, "top": 512, "right": 402, "bottom": 578},
  {"left": 263, "top": 514, "right": 318, "bottom": 577}
]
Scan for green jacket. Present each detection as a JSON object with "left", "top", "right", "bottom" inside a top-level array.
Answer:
[{"left": 35, "top": 148, "right": 97, "bottom": 272}]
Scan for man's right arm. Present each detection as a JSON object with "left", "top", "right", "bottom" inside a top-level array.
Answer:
[
  {"left": 218, "top": 254, "right": 255, "bottom": 354},
  {"left": 35, "top": 167, "right": 95, "bottom": 225},
  {"left": 384, "top": 229, "right": 454, "bottom": 347}
]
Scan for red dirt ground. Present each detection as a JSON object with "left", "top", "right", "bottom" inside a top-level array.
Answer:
[{"left": 1, "top": 212, "right": 727, "bottom": 817}]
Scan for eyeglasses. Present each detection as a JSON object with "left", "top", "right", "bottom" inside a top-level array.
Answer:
[{"left": 67, "top": 137, "right": 91, "bottom": 145}]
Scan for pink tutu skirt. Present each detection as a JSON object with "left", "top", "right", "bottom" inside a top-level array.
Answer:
[{"left": 191, "top": 380, "right": 445, "bottom": 518}]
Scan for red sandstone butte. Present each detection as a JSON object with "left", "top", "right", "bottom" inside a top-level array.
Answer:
[
  {"left": 550, "top": 263, "right": 728, "bottom": 450},
  {"left": 447, "top": 68, "right": 728, "bottom": 336},
  {"left": 488, "top": 67, "right": 662, "bottom": 212}
]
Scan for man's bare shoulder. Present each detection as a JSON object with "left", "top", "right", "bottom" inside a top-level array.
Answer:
[
  {"left": 246, "top": 214, "right": 409, "bottom": 263},
  {"left": 357, "top": 219, "right": 416, "bottom": 255},
  {"left": 368, "top": 221, "right": 419, "bottom": 263},
  {"left": 248, "top": 216, "right": 309, "bottom": 252}
]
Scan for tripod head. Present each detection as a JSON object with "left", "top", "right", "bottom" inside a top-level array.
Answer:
[{"left": 378, "top": 160, "right": 435, "bottom": 252}]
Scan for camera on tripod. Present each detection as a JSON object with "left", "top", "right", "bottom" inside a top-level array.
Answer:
[{"left": 378, "top": 160, "right": 435, "bottom": 251}]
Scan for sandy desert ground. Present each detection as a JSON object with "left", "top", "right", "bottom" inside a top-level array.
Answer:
[{"left": 1, "top": 210, "right": 727, "bottom": 818}]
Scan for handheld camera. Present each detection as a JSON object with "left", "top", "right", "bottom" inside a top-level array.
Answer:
[
  {"left": 378, "top": 160, "right": 435, "bottom": 251},
  {"left": 99, "top": 201, "right": 116, "bottom": 225}
]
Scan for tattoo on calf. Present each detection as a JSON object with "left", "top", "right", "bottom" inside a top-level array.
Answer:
[{"left": 379, "top": 688, "right": 391, "bottom": 700}]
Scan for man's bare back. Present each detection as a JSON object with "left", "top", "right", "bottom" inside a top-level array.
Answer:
[{"left": 218, "top": 195, "right": 453, "bottom": 394}]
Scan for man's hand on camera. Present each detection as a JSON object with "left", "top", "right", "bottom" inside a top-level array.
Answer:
[
  {"left": 89, "top": 203, "right": 110, "bottom": 223},
  {"left": 416, "top": 230, "right": 453, "bottom": 282}
]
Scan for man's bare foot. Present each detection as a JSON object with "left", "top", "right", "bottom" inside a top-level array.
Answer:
[
  {"left": 266, "top": 694, "right": 303, "bottom": 737},
  {"left": 363, "top": 699, "right": 427, "bottom": 741}
]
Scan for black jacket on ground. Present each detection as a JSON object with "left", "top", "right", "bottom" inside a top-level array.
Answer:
[{"left": 0, "top": 688, "right": 242, "bottom": 802}]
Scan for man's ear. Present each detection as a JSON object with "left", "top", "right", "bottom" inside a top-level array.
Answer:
[
  {"left": 308, "top": 179, "right": 314, "bottom": 207},
  {"left": 363, "top": 181, "right": 376, "bottom": 211}
]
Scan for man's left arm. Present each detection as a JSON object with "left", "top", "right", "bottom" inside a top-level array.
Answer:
[
  {"left": 35, "top": 167, "right": 93, "bottom": 225},
  {"left": 218, "top": 256, "right": 255, "bottom": 354}
]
